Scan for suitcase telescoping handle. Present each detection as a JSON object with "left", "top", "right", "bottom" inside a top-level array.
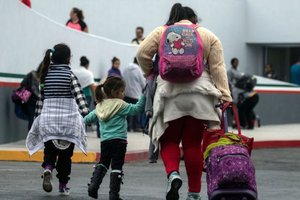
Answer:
[{"left": 217, "top": 102, "right": 242, "bottom": 135}]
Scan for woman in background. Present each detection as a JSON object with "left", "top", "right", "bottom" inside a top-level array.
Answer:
[{"left": 66, "top": 7, "right": 88, "bottom": 33}]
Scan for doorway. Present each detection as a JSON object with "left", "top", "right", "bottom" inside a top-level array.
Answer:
[{"left": 264, "top": 47, "right": 300, "bottom": 82}]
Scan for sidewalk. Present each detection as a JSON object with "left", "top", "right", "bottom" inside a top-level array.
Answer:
[{"left": 0, "top": 123, "right": 299, "bottom": 163}]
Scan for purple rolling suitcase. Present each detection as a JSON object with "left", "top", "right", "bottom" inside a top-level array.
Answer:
[{"left": 206, "top": 145, "right": 257, "bottom": 200}]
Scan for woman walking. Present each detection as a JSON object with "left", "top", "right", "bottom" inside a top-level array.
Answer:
[
  {"left": 137, "top": 3, "right": 232, "bottom": 200},
  {"left": 26, "top": 43, "right": 89, "bottom": 196}
]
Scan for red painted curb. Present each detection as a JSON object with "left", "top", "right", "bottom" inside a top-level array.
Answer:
[
  {"left": 253, "top": 140, "right": 300, "bottom": 149},
  {"left": 0, "top": 82, "right": 19, "bottom": 87},
  {"left": 255, "top": 90, "right": 300, "bottom": 94}
]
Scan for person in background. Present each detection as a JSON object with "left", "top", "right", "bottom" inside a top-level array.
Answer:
[
  {"left": 131, "top": 27, "right": 145, "bottom": 45},
  {"left": 290, "top": 57, "right": 300, "bottom": 85},
  {"left": 20, "top": 62, "right": 42, "bottom": 130},
  {"left": 137, "top": 4, "right": 232, "bottom": 200},
  {"left": 72, "top": 56, "right": 96, "bottom": 108},
  {"left": 235, "top": 75, "right": 259, "bottom": 129},
  {"left": 123, "top": 57, "right": 146, "bottom": 132},
  {"left": 263, "top": 64, "right": 277, "bottom": 79},
  {"left": 227, "top": 58, "right": 243, "bottom": 98},
  {"left": 227, "top": 58, "right": 243, "bottom": 128},
  {"left": 26, "top": 44, "right": 89, "bottom": 196},
  {"left": 66, "top": 8, "right": 88, "bottom": 33},
  {"left": 108, "top": 57, "right": 122, "bottom": 78}
]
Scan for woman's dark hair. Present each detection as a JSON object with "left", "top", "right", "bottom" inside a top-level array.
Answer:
[
  {"left": 95, "top": 76, "right": 125, "bottom": 103},
  {"left": 111, "top": 57, "right": 120, "bottom": 65},
  {"left": 166, "top": 3, "right": 198, "bottom": 25},
  {"left": 40, "top": 43, "right": 71, "bottom": 84},
  {"left": 80, "top": 56, "right": 89, "bottom": 67},
  {"left": 72, "top": 7, "right": 84, "bottom": 21},
  {"left": 184, "top": 6, "right": 198, "bottom": 24},
  {"left": 231, "top": 58, "right": 239, "bottom": 65}
]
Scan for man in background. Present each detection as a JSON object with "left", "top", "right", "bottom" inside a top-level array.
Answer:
[
  {"left": 131, "top": 26, "right": 145, "bottom": 45},
  {"left": 123, "top": 57, "right": 145, "bottom": 132}
]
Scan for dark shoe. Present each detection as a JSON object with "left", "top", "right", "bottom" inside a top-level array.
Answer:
[
  {"left": 149, "top": 160, "right": 157, "bottom": 164},
  {"left": 42, "top": 169, "right": 53, "bottom": 193},
  {"left": 166, "top": 171, "right": 182, "bottom": 200},
  {"left": 88, "top": 164, "right": 108, "bottom": 199},
  {"left": 109, "top": 171, "right": 123, "bottom": 200},
  {"left": 59, "top": 183, "right": 70, "bottom": 196}
]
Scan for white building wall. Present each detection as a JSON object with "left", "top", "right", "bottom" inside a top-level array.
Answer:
[
  {"left": 0, "top": 0, "right": 138, "bottom": 78},
  {"left": 1, "top": 0, "right": 300, "bottom": 77},
  {"left": 30, "top": 0, "right": 248, "bottom": 72},
  {"left": 246, "top": 0, "right": 300, "bottom": 44}
]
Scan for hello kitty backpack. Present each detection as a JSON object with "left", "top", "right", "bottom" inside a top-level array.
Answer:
[{"left": 159, "top": 24, "right": 204, "bottom": 83}]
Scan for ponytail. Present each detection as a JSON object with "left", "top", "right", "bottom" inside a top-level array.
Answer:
[
  {"left": 166, "top": 3, "right": 185, "bottom": 26},
  {"left": 39, "top": 43, "right": 71, "bottom": 85},
  {"left": 95, "top": 84, "right": 105, "bottom": 103},
  {"left": 40, "top": 49, "right": 53, "bottom": 84},
  {"left": 95, "top": 76, "right": 125, "bottom": 103},
  {"left": 166, "top": 3, "right": 198, "bottom": 25}
]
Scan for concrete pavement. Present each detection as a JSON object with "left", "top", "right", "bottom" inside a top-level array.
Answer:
[
  {"left": 0, "top": 148, "right": 300, "bottom": 200},
  {"left": 0, "top": 123, "right": 299, "bottom": 163}
]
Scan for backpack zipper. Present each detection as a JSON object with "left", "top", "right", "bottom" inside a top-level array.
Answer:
[{"left": 217, "top": 153, "right": 248, "bottom": 163}]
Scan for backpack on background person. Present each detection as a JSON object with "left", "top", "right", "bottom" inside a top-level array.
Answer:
[
  {"left": 11, "top": 71, "right": 39, "bottom": 120},
  {"left": 159, "top": 24, "right": 204, "bottom": 83}
]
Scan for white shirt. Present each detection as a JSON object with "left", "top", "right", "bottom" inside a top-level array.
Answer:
[
  {"left": 72, "top": 67, "right": 94, "bottom": 88},
  {"left": 123, "top": 63, "right": 146, "bottom": 99}
]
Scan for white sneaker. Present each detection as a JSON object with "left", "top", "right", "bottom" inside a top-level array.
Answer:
[
  {"left": 186, "top": 192, "right": 201, "bottom": 200},
  {"left": 42, "top": 169, "right": 53, "bottom": 193},
  {"left": 166, "top": 171, "right": 182, "bottom": 200},
  {"left": 59, "top": 183, "right": 70, "bottom": 196}
]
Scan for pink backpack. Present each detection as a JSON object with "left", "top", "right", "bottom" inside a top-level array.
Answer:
[{"left": 159, "top": 24, "right": 204, "bottom": 83}]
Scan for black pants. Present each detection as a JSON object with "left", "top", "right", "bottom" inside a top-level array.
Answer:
[
  {"left": 42, "top": 141, "right": 75, "bottom": 184},
  {"left": 238, "top": 94, "right": 259, "bottom": 129},
  {"left": 124, "top": 96, "right": 141, "bottom": 131},
  {"left": 25, "top": 98, "right": 37, "bottom": 131},
  {"left": 99, "top": 139, "right": 127, "bottom": 171}
]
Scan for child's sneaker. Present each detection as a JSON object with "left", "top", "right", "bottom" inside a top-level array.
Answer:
[
  {"left": 186, "top": 192, "right": 201, "bottom": 200},
  {"left": 41, "top": 169, "right": 53, "bottom": 193},
  {"left": 59, "top": 183, "right": 70, "bottom": 196},
  {"left": 166, "top": 171, "right": 182, "bottom": 200}
]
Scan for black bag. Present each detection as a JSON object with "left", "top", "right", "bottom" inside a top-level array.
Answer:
[
  {"left": 14, "top": 104, "right": 29, "bottom": 120},
  {"left": 235, "top": 74, "right": 257, "bottom": 92}
]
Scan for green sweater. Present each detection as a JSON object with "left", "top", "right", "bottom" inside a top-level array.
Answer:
[{"left": 84, "top": 96, "right": 145, "bottom": 142}]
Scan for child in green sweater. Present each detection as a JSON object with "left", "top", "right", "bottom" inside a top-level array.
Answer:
[{"left": 84, "top": 76, "right": 145, "bottom": 200}]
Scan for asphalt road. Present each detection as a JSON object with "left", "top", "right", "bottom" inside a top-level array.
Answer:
[{"left": 0, "top": 148, "right": 300, "bottom": 200}]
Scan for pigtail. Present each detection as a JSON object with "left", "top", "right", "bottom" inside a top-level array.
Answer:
[
  {"left": 95, "top": 84, "right": 105, "bottom": 103},
  {"left": 40, "top": 49, "right": 53, "bottom": 84}
]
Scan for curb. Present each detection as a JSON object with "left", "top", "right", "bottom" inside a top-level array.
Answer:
[
  {"left": 253, "top": 140, "right": 300, "bottom": 149},
  {"left": 1, "top": 140, "right": 300, "bottom": 163},
  {"left": 0, "top": 149, "right": 149, "bottom": 163}
]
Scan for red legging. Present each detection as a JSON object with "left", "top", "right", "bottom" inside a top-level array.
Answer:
[{"left": 160, "top": 116, "right": 205, "bottom": 193}]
